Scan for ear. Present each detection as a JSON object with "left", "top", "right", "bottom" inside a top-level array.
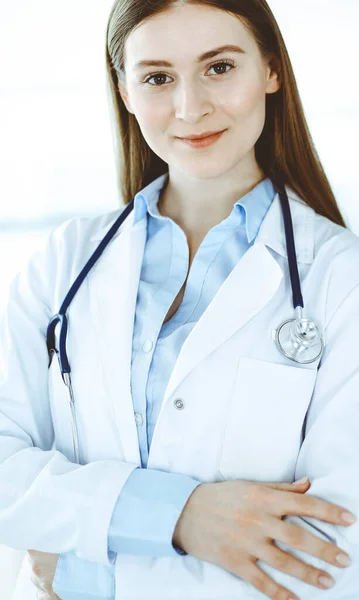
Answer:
[
  {"left": 265, "top": 55, "right": 281, "bottom": 95},
  {"left": 117, "top": 76, "right": 135, "bottom": 114}
]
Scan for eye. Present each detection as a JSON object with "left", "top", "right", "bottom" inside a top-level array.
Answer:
[
  {"left": 143, "top": 60, "right": 235, "bottom": 87},
  {"left": 207, "top": 60, "right": 235, "bottom": 76}
]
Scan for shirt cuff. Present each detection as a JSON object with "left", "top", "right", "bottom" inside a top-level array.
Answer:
[
  {"left": 52, "top": 551, "right": 115, "bottom": 600},
  {"left": 108, "top": 467, "right": 202, "bottom": 556}
]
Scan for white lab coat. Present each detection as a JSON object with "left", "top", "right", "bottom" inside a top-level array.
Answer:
[{"left": 1, "top": 186, "right": 359, "bottom": 600}]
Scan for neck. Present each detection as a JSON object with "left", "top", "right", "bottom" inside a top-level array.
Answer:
[{"left": 158, "top": 164, "right": 265, "bottom": 238}]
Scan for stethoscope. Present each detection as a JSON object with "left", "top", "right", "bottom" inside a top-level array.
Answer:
[{"left": 46, "top": 180, "right": 324, "bottom": 464}]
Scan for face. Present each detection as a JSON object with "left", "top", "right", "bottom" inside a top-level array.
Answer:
[{"left": 118, "top": 3, "right": 280, "bottom": 180}]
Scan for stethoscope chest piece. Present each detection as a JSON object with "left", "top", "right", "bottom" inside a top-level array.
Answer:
[{"left": 276, "top": 314, "right": 324, "bottom": 364}]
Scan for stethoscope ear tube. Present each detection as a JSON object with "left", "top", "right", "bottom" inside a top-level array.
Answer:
[
  {"left": 47, "top": 313, "right": 81, "bottom": 463},
  {"left": 46, "top": 313, "right": 70, "bottom": 374}
]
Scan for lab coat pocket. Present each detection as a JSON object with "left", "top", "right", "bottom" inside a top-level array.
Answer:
[
  {"left": 218, "top": 357, "right": 318, "bottom": 482},
  {"left": 48, "top": 352, "right": 78, "bottom": 462}
]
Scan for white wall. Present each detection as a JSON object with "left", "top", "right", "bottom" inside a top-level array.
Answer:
[
  {"left": 0, "top": 1, "right": 358, "bottom": 598},
  {"left": 270, "top": 0, "right": 359, "bottom": 230}
]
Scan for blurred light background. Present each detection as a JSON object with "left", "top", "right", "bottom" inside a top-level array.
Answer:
[{"left": 0, "top": 0, "right": 358, "bottom": 597}]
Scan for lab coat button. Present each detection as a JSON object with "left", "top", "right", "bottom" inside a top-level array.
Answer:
[
  {"left": 134, "top": 412, "right": 143, "bottom": 426},
  {"left": 143, "top": 340, "right": 153, "bottom": 353},
  {"left": 174, "top": 398, "right": 185, "bottom": 410}
]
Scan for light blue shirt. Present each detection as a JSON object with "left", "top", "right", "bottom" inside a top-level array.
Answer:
[{"left": 52, "top": 173, "right": 276, "bottom": 599}]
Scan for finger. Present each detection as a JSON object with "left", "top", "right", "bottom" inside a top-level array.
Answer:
[
  {"left": 31, "top": 572, "right": 43, "bottom": 590},
  {"left": 270, "top": 490, "right": 356, "bottom": 526},
  {"left": 269, "top": 517, "right": 351, "bottom": 570},
  {"left": 237, "top": 559, "right": 300, "bottom": 600},
  {"left": 31, "top": 573, "right": 52, "bottom": 594},
  {"left": 36, "top": 592, "right": 59, "bottom": 600},
  {"left": 263, "top": 480, "right": 310, "bottom": 493},
  {"left": 258, "top": 541, "right": 336, "bottom": 592}
]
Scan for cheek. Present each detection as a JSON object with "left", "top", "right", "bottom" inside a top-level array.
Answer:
[
  {"left": 131, "top": 99, "right": 169, "bottom": 153},
  {"left": 225, "top": 82, "right": 266, "bottom": 136},
  {"left": 222, "top": 79, "right": 265, "bottom": 117},
  {"left": 132, "top": 94, "right": 169, "bottom": 129}
]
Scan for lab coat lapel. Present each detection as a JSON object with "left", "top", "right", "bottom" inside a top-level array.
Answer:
[
  {"left": 161, "top": 242, "right": 283, "bottom": 405},
  {"left": 87, "top": 213, "right": 147, "bottom": 465}
]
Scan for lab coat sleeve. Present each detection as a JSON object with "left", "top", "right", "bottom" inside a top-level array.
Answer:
[
  {"left": 256, "top": 249, "right": 359, "bottom": 597},
  {"left": 0, "top": 221, "right": 138, "bottom": 566},
  {"left": 52, "top": 468, "right": 201, "bottom": 599}
]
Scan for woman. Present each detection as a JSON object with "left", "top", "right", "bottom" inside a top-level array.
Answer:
[{"left": 2, "top": 1, "right": 359, "bottom": 599}]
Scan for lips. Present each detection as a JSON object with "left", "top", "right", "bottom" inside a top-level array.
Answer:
[
  {"left": 178, "top": 129, "right": 226, "bottom": 148},
  {"left": 179, "top": 130, "right": 225, "bottom": 140}
]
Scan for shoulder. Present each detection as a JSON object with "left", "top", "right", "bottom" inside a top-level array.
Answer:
[
  {"left": 288, "top": 188, "right": 359, "bottom": 275},
  {"left": 305, "top": 204, "right": 359, "bottom": 325},
  {"left": 49, "top": 206, "right": 127, "bottom": 249},
  {"left": 12, "top": 207, "right": 129, "bottom": 311},
  {"left": 312, "top": 210, "right": 359, "bottom": 279},
  {"left": 286, "top": 191, "right": 359, "bottom": 324},
  {"left": 44, "top": 206, "right": 129, "bottom": 271}
]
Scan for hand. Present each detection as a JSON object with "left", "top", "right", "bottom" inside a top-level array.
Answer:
[
  {"left": 173, "top": 478, "right": 356, "bottom": 600},
  {"left": 27, "top": 550, "right": 61, "bottom": 600}
]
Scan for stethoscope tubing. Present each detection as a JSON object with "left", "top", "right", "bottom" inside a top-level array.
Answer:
[{"left": 277, "top": 186, "right": 304, "bottom": 309}]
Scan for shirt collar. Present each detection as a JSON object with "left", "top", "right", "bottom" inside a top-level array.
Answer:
[
  {"left": 132, "top": 173, "right": 169, "bottom": 225},
  {"left": 233, "top": 177, "right": 276, "bottom": 243},
  {"left": 133, "top": 173, "right": 276, "bottom": 243},
  {"left": 91, "top": 182, "right": 315, "bottom": 265}
]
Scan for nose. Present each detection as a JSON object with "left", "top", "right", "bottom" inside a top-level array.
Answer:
[{"left": 174, "top": 78, "right": 213, "bottom": 122}]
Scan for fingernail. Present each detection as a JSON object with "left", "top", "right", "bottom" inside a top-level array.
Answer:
[
  {"left": 336, "top": 553, "right": 351, "bottom": 567},
  {"left": 341, "top": 511, "right": 357, "bottom": 524},
  {"left": 293, "top": 477, "right": 309, "bottom": 485},
  {"left": 318, "top": 575, "right": 335, "bottom": 589}
]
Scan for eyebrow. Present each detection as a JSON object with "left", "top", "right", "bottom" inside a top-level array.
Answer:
[{"left": 132, "top": 44, "right": 246, "bottom": 71}]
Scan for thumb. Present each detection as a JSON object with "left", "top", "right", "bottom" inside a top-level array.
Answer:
[{"left": 263, "top": 477, "right": 310, "bottom": 493}]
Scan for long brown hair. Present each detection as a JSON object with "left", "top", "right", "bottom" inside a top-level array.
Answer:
[{"left": 105, "top": 0, "right": 346, "bottom": 227}]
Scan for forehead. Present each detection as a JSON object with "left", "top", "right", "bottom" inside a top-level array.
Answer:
[{"left": 123, "top": 4, "right": 259, "bottom": 69}]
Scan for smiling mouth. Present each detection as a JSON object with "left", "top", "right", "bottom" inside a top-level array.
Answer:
[
  {"left": 180, "top": 130, "right": 225, "bottom": 140},
  {"left": 177, "top": 130, "right": 226, "bottom": 147}
]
